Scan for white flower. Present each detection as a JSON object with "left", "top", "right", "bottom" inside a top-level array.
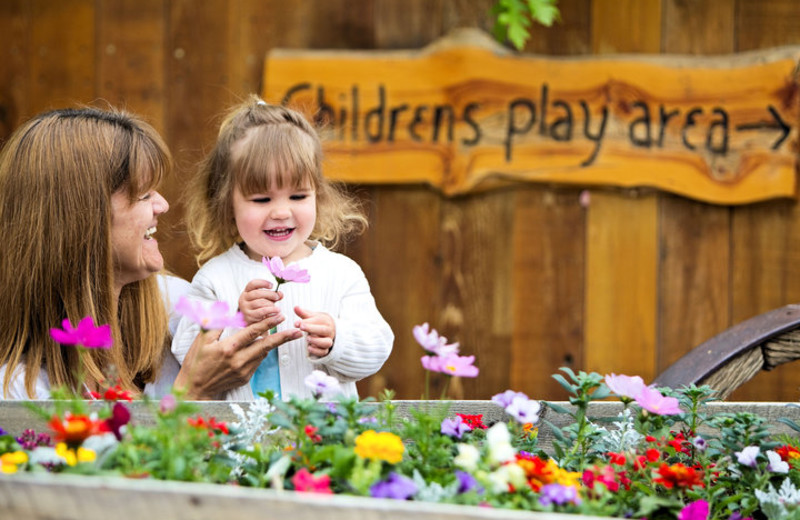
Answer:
[
  {"left": 505, "top": 395, "right": 541, "bottom": 425},
  {"left": 486, "top": 464, "right": 526, "bottom": 493},
  {"left": 454, "top": 443, "right": 481, "bottom": 471},
  {"left": 304, "top": 370, "right": 341, "bottom": 398},
  {"left": 486, "top": 422, "right": 515, "bottom": 465},
  {"left": 735, "top": 445, "right": 760, "bottom": 467},
  {"left": 767, "top": 450, "right": 790, "bottom": 474}
]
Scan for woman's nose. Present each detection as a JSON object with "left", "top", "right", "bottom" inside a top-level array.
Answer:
[{"left": 153, "top": 191, "right": 169, "bottom": 214}]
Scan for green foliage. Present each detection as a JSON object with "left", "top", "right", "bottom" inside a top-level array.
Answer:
[{"left": 490, "top": 0, "right": 560, "bottom": 50}]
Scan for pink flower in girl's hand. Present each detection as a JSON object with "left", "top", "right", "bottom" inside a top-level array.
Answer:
[
  {"left": 175, "top": 297, "right": 246, "bottom": 332},
  {"left": 50, "top": 316, "right": 113, "bottom": 349},
  {"left": 262, "top": 256, "right": 311, "bottom": 289}
]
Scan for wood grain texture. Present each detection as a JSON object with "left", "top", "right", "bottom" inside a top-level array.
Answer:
[
  {"left": 511, "top": 188, "right": 585, "bottom": 399},
  {"left": 728, "top": 0, "right": 800, "bottom": 401},
  {"left": 0, "top": 0, "right": 30, "bottom": 137},
  {"left": 584, "top": 2, "right": 661, "bottom": 383},
  {"left": 657, "top": 0, "right": 734, "bottom": 374},
  {"left": 96, "top": 0, "right": 166, "bottom": 133},
  {"left": 29, "top": 0, "right": 95, "bottom": 115}
]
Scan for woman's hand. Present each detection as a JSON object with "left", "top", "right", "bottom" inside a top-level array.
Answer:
[
  {"left": 294, "top": 306, "right": 336, "bottom": 358},
  {"left": 238, "top": 279, "right": 282, "bottom": 325},
  {"left": 174, "top": 314, "right": 302, "bottom": 399}
]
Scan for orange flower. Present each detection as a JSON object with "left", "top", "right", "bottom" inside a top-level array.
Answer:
[
  {"left": 354, "top": 430, "right": 404, "bottom": 464},
  {"left": 652, "top": 462, "right": 704, "bottom": 489},
  {"left": 776, "top": 445, "right": 800, "bottom": 461},
  {"left": 48, "top": 413, "right": 107, "bottom": 448}
]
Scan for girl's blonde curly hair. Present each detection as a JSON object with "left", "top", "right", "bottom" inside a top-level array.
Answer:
[{"left": 186, "top": 95, "right": 367, "bottom": 264}]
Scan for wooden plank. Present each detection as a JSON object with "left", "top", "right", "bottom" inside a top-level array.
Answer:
[
  {"left": 352, "top": 188, "right": 442, "bottom": 400},
  {"left": 584, "top": 191, "right": 659, "bottom": 380},
  {"left": 438, "top": 192, "right": 515, "bottom": 399},
  {"left": 163, "top": 0, "right": 234, "bottom": 281},
  {"left": 511, "top": 188, "right": 585, "bottom": 399},
  {"left": 657, "top": 0, "right": 734, "bottom": 373},
  {"left": 730, "top": 0, "right": 800, "bottom": 401},
  {"left": 0, "top": 0, "right": 30, "bottom": 137},
  {"left": 96, "top": 0, "right": 166, "bottom": 134},
  {"left": 736, "top": 0, "right": 800, "bottom": 51},
  {"left": 583, "top": 1, "right": 661, "bottom": 383},
  {"left": 28, "top": 0, "right": 95, "bottom": 114},
  {"left": 591, "top": 0, "right": 662, "bottom": 54}
]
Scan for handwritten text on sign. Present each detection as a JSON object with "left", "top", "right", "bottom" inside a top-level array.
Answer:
[{"left": 263, "top": 32, "right": 800, "bottom": 204}]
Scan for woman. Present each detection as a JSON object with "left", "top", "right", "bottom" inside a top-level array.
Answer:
[{"left": 0, "top": 107, "right": 301, "bottom": 399}]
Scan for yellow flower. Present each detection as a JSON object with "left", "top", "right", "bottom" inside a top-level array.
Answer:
[
  {"left": 0, "top": 451, "right": 28, "bottom": 474},
  {"left": 56, "top": 442, "right": 96, "bottom": 466},
  {"left": 354, "top": 430, "right": 404, "bottom": 464}
]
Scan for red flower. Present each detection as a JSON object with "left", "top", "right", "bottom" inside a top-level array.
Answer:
[
  {"left": 607, "top": 452, "right": 627, "bottom": 465},
  {"left": 187, "top": 416, "right": 229, "bottom": 436},
  {"left": 305, "top": 425, "right": 322, "bottom": 443},
  {"left": 104, "top": 402, "right": 131, "bottom": 441},
  {"left": 48, "top": 413, "right": 107, "bottom": 448},
  {"left": 456, "top": 413, "right": 487, "bottom": 430},
  {"left": 103, "top": 384, "right": 134, "bottom": 402},
  {"left": 653, "top": 462, "right": 704, "bottom": 489}
]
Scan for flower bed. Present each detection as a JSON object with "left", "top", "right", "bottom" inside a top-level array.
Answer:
[{"left": 5, "top": 322, "right": 800, "bottom": 519}]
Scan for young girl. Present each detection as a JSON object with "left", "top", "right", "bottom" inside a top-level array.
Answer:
[{"left": 171, "top": 96, "right": 394, "bottom": 400}]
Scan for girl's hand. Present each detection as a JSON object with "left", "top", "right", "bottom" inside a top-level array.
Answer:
[
  {"left": 238, "top": 279, "right": 282, "bottom": 325},
  {"left": 294, "top": 306, "right": 335, "bottom": 358}
]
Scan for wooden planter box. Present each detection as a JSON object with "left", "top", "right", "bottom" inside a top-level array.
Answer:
[{"left": 2, "top": 401, "right": 798, "bottom": 520}]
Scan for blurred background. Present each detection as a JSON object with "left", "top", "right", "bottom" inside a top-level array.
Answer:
[{"left": 1, "top": 0, "right": 800, "bottom": 402}]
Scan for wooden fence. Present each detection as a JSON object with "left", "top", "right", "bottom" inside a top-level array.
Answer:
[{"left": 1, "top": 0, "right": 800, "bottom": 402}]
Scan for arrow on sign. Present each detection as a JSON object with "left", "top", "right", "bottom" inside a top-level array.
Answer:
[{"left": 735, "top": 105, "right": 790, "bottom": 150}]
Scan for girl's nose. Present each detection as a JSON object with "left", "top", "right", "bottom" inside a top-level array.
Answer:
[{"left": 269, "top": 202, "right": 290, "bottom": 219}]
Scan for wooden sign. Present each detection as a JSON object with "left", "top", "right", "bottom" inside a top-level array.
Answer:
[{"left": 263, "top": 29, "right": 800, "bottom": 205}]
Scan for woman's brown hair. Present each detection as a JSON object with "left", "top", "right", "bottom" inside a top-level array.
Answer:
[{"left": 0, "top": 107, "right": 170, "bottom": 397}]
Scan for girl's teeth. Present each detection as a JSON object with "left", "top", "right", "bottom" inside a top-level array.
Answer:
[{"left": 144, "top": 227, "right": 156, "bottom": 239}]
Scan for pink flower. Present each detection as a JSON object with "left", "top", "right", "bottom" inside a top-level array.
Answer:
[
  {"left": 635, "top": 386, "right": 682, "bottom": 415},
  {"left": 262, "top": 256, "right": 311, "bottom": 289},
  {"left": 679, "top": 499, "right": 709, "bottom": 520},
  {"left": 159, "top": 394, "right": 177, "bottom": 414},
  {"left": 49, "top": 316, "right": 112, "bottom": 349},
  {"left": 413, "top": 323, "right": 459, "bottom": 356},
  {"left": 175, "top": 297, "right": 246, "bottom": 332},
  {"left": 291, "top": 468, "right": 332, "bottom": 494},
  {"left": 421, "top": 353, "right": 479, "bottom": 377},
  {"left": 605, "top": 373, "right": 647, "bottom": 400}
]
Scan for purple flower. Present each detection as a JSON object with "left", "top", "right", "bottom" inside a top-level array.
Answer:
[
  {"left": 175, "top": 297, "right": 246, "bottom": 332},
  {"left": 538, "top": 483, "right": 581, "bottom": 506},
  {"left": 505, "top": 395, "right": 541, "bottom": 425},
  {"left": 421, "top": 354, "right": 479, "bottom": 378},
  {"left": 491, "top": 390, "right": 528, "bottom": 408},
  {"left": 15, "top": 429, "right": 52, "bottom": 450},
  {"left": 0, "top": 427, "right": 5, "bottom": 436},
  {"left": 455, "top": 470, "right": 483, "bottom": 494},
  {"left": 262, "top": 256, "right": 311, "bottom": 288},
  {"left": 692, "top": 436, "right": 707, "bottom": 452},
  {"left": 634, "top": 386, "right": 682, "bottom": 415},
  {"left": 604, "top": 373, "right": 646, "bottom": 400},
  {"left": 678, "top": 499, "right": 709, "bottom": 520},
  {"left": 735, "top": 446, "right": 760, "bottom": 467},
  {"left": 49, "top": 316, "right": 112, "bottom": 349},
  {"left": 413, "top": 323, "right": 459, "bottom": 356},
  {"left": 304, "top": 370, "right": 341, "bottom": 399},
  {"left": 369, "top": 472, "right": 417, "bottom": 500},
  {"left": 441, "top": 416, "right": 471, "bottom": 439}
]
